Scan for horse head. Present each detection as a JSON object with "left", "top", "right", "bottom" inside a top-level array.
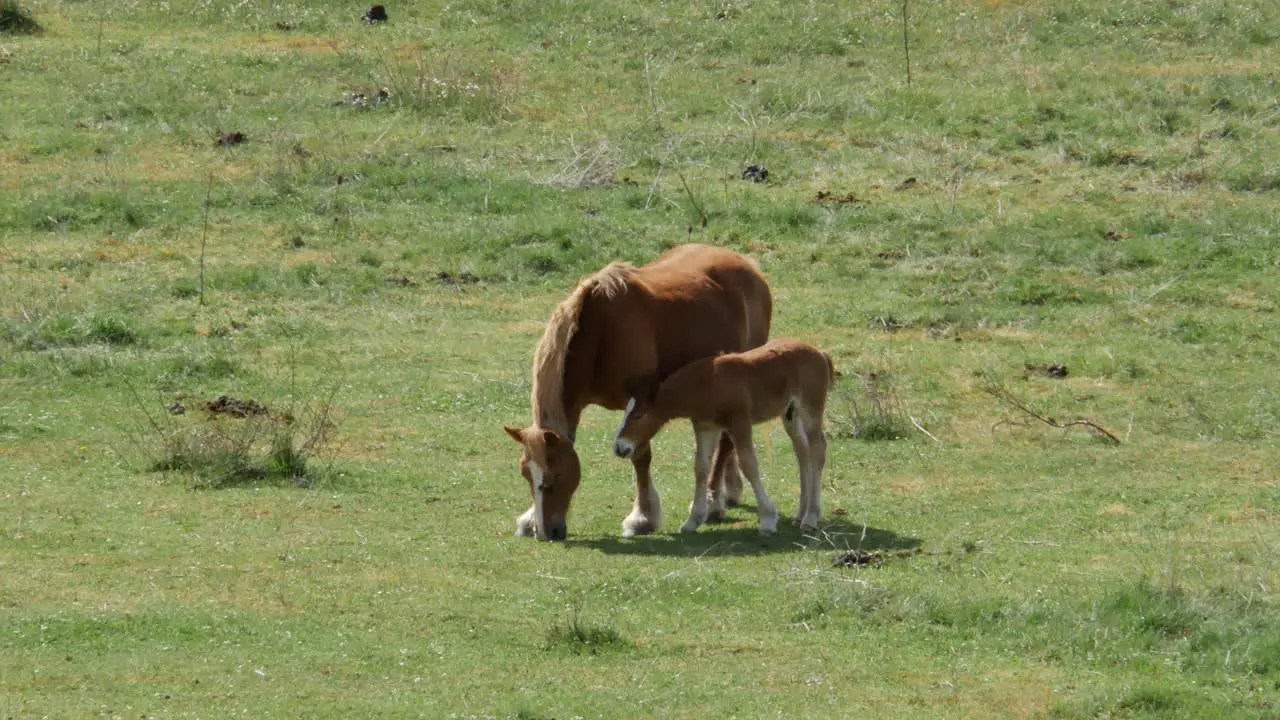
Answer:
[{"left": 503, "top": 425, "right": 581, "bottom": 541}]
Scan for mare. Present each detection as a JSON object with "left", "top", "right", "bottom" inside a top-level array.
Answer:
[
  {"left": 612, "top": 338, "right": 836, "bottom": 534},
  {"left": 502, "top": 243, "right": 773, "bottom": 541}
]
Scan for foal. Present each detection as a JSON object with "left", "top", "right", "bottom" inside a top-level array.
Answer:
[{"left": 613, "top": 338, "right": 835, "bottom": 534}]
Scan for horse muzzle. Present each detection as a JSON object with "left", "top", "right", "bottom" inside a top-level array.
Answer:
[{"left": 539, "top": 522, "right": 567, "bottom": 541}]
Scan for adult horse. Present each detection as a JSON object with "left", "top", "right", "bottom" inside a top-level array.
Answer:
[{"left": 503, "top": 243, "right": 773, "bottom": 541}]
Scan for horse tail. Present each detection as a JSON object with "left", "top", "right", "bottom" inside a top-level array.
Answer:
[{"left": 821, "top": 350, "right": 839, "bottom": 384}]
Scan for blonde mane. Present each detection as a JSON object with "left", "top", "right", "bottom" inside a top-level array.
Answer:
[{"left": 530, "top": 261, "right": 637, "bottom": 436}]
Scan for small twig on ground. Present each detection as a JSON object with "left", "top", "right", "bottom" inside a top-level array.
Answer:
[
  {"left": 677, "top": 170, "right": 708, "bottom": 229},
  {"left": 985, "top": 387, "right": 1122, "bottom": 445},
  {"left": 548, "top": 137, "right": 616, "bottom": 188},
  {"left": 1137, "top": 273, "right": 1185, "bottom": 307},
  {"left": 910, "top": 416, "right": 939, "bottom": 444},
  {"left": 643, "top": 52, "right": 665, "bottom": 126},
  {"left": 199, "top": 172, "right": 212, "bottom": 306},
  {"left": 97, "top": 0, "right": 106, "bottom": 55},
  {"left": 901, "top": 0, "right": 912, "bottom": 87}
]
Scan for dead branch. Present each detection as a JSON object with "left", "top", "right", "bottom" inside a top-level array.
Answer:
[
  {"left": 677, "top": 170, "right": 708, "bottom": 229},
  {"left": 985, "top": 387, "right": 1121, "bottom": 445}
]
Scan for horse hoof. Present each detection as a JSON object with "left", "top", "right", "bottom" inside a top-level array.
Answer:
[
  {"left": 759, "top": 516, "right": 779, "bottom": 535},
  {"left": 621, "top": 517, "right": 658, "bottom": 538},
  {"left": 799, "top": 516, "right": 822, "bottom": 533},
  {"left": 680, "top": 521, "right": 702, "bottom": 533}
]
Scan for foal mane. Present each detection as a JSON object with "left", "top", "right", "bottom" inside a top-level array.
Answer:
[{"left": 530, "top": 261, "right": 637, "bottom": 437}]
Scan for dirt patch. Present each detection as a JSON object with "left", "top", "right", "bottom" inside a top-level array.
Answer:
[
  {"left": 833, "top": 547, "right": 926, "bottom": 568},
  {"left": 741, "top": 165, "right": 769, "bottom": 183},
  {"left": 1026, "top": 363, "right": 1069, "bottom": 378},
  {"left": 336, "top": 88, "right": 390, "bottom": 109},
  {"left": 363, "top": 5, "right": 387, "bottom": 23},
  {"left": 436, "top": 270, "right": 480, "bottom": 286},
  {"left": 216, "top": 131, "right": 247, "bottom": 147},
  {"left": 385, "top": 274, "right": 417, "bottom": 287},
  {"left": 832, "top": 550, "right": 884, "bottom": 568},
  {"left": 201, "top": 395, "right": 268, "bottom": 418},
  {"left": 895, "top": 176, "right": 919, "bottom": 190},
  {"left": 813, "top": 190, "right": 861, "bottom": 206}
]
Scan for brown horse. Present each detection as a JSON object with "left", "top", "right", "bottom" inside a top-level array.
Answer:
[
  {"left": 612, "top": 338, "right": 835, "bottom": 534},
  {"left": 502, "top": 243, "right": 773, "bottom": 541}
]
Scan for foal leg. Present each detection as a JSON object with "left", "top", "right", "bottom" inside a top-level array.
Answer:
[
  {"left": 621, "top": 442, "right": 663, "bottom": 538},
  {"left": 722, "top": 439, "right": 744, "bottom": 507},
  {"left": 781, "top": 408, "right": 812, "bottom": 527},
  {"left": 706, "top": 432, "right": 734, "bottom": 522},
  {"left": 681, "top": 427, "right": 722, "bottom": 533},
  {"left": 729, "top": 426, "right": 779, "bottom": 535},
  {"left": 800, "top": 423, "right": 827, "bottom": 532}
]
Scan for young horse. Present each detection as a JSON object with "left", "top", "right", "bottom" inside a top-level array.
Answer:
[
  {"left": 612, "top": 338, "right": 835, "bottom": 535},
  {"left": 503, "top": 243, "right": 773, "bottom": 541}
]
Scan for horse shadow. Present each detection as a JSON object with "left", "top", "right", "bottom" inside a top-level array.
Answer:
[{"left": 572, "top": 516, "right": 923, "bottom": 558}]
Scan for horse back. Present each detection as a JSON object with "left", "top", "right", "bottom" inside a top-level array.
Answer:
[{"left": 579, "top": 244, "right": 773, "bottom": 410}]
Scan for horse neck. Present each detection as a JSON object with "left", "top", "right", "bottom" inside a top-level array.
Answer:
[
  {"left": 654, "top": 363, "right": 713, "bottom": 422},
  {"left": 531, "top": 307, "right": 595, "bottom": 443}
]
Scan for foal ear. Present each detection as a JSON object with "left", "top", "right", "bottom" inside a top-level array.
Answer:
[{"left": 503, "top": 425, "right": 526, "bottom": 444}]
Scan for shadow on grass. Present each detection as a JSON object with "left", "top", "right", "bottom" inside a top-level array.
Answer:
[{"left": 572, "top": 519, "right": 922, "bottom": 558}]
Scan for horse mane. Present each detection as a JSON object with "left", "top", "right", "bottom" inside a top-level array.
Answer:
[{"left": 530, "top": 261, "right": 637, "bottom": 436}]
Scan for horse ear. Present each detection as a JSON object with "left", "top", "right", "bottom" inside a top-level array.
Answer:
[
  {"left": 541, "top": 429, "right": 567, "bottom": 449},
  {"left": 503, "top": 425, "right": 526, "bottom": 444}
]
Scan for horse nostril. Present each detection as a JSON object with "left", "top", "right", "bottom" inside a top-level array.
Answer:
[
  {"left": 614, "top": 442, "right": 631, "bottom": 458},
  {"left": 548, "top": 524, "right": 567, "bottom": 541}
]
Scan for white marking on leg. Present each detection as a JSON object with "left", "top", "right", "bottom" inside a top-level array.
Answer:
[
  {"left": 515, "top": 504, "right": 537, "bottom": 537},
  {"left": 733, "top": 435, "right": 778, "bottom": 535},
  {"left": 681, "top": 429, "right": 718, "bottom": 533},
  {"left": 529, "top": 461, "right": 547, "bottom": 541},
  {"left": 783, "top": 409, "right": 812, "bottom": 526},
  {"left": 622, "top": 448, "right": 662, "bottom": 538},
  {"left": 799, "top": 427, "right": 827, "bottom": 531}
]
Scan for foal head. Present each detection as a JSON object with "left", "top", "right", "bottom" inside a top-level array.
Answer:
[
  {"left": 613, "top": 389, "right": 668, "bottom": 460},
  {"left": 503, "top": 425, "right": 581, "bottom": 541}
]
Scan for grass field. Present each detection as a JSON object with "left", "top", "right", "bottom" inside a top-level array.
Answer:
[{"left": 2, "top": 0, "right": 1279, "bottom": 716}]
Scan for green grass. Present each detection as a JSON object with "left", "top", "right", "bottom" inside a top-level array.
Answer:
[{"left": 2, "top": 0, "right": 1279, "bottom": 717}]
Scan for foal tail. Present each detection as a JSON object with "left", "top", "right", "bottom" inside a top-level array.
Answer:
[{"left": 821, "top": 350, "right": 839, "bottom": 384}]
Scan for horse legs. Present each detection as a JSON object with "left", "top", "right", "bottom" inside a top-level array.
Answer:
[
  {"left": 803, "top": 422, "right": 827, "bottom": 531},
  {"left": 728, "top": 425, "right": 779, "bottom": 534},
  {"left": 680, "top": 427, "right": 722, "bottom": 533},
  {"left": 783, "top": 409, "right": 824, "bottom": 532},
  {"left": 781, "top": 412, "right": 812, "bottom": 527},
  {"left": 515, "top": 504, "right": 537, "bottom": 537},
  {"left": 621, "top": 442, "right": 663, "bottom": 538},
  {"left": 721, "top": 438, "right": 744, "bottom": 506},
  {"left": 706, "top": 432, "right": 736, "bottom": 522}
]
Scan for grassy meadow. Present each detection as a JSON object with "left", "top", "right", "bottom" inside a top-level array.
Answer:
[{"left": 2, "top": 0, "right": 1279, "bottom": 716}]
